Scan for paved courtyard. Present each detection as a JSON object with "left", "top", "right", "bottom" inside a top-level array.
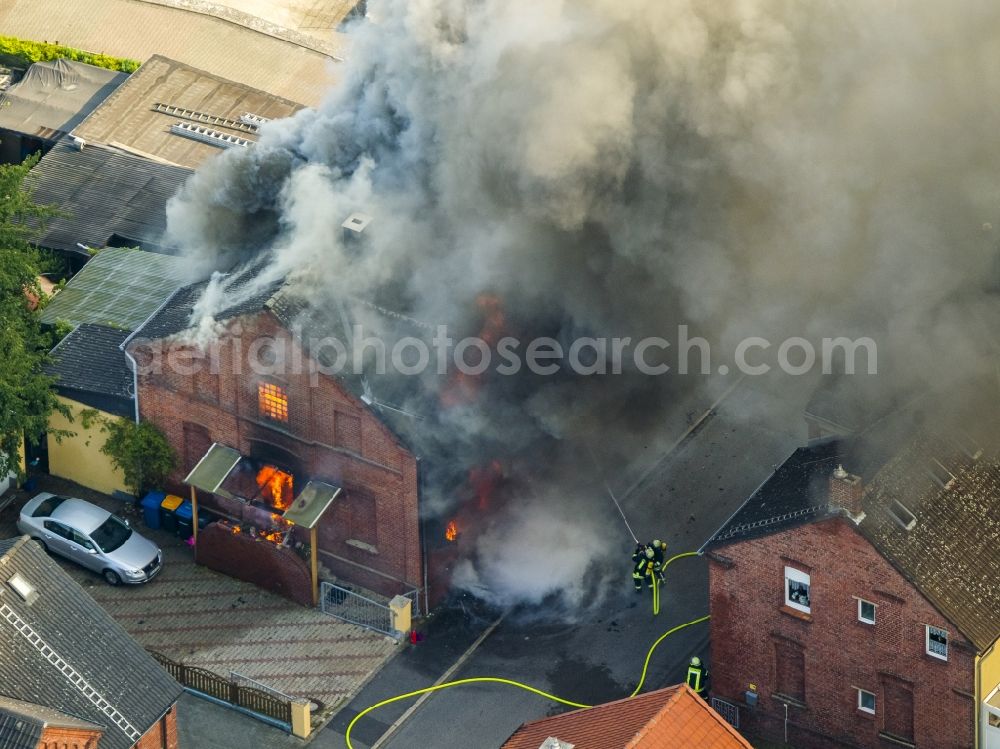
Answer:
[{"left": 0, "top": 476, "right": 398, "bottom": 727}]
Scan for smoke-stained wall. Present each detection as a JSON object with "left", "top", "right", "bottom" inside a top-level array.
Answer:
[{"left": 164, "top": 0, "right": 1000, "bottom": 607}]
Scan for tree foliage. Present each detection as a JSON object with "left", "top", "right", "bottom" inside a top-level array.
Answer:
[
  {"left": 0, "top": 156, "right": 66, "bottom": 478},
  {"left": 0, "top": 36, "right": 140, "bottom": 73},
  {"left": 100, "top": 418, "right": 177, "bottom": 497}
]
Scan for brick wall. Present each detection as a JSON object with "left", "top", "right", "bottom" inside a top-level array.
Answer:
[
  {"left": 133, "top": 704, "right": 179, "bottom": 749},
  {"left": 131, "top": 311, "right": 423, "bottom": 597},
  {"left": 708, "top": 517, "right": 975, "bottom": 749},
  {"left": 38, "top": 725, "right": 102, "bottom": 748}
]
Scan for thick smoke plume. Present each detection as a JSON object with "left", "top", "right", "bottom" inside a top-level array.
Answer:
[{"left": 166, "top": 0, "right": 1000, "bottom": 608}]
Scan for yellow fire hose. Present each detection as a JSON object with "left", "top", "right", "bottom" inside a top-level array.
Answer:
[{"left": 344, "top": 552, "right": 708, "bottom": 749}]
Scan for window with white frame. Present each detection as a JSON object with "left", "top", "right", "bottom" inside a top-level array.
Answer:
[
  {"left": 784, "top": 567, "right": 811, "bottom": 613},
  {"left": 858, "top": 599, "right": 876, "bottom": 624},
  {"left": 857, "top": 688, "right": 876, "bottom": 714},
  {"left": 926, "top": 625, "right": 948, "bottom": 660}
]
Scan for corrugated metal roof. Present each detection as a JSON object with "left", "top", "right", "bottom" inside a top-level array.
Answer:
[
  {"left": 0, "top": 59, "right": 126, "bottom": 139},
  {"left": 25, "top": 140, "right": 191, "bottom": 256},
  {"left": 72, "top": 55, "right": 305, "bottom": 170},
  {"left": 39, "top": 247, "right": 188, "bottom": 330}
]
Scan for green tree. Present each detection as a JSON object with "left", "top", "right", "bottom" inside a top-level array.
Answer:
[
  {"left": 0, "top": 155, "right": 66, "bottom": 478},
  {"left": 100, "top": 418, "right": 177, "bottom": 497}
]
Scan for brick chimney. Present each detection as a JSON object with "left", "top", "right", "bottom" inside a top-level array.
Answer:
[{"left": 829, "top": 464, "right": 864, "bottom": 519}]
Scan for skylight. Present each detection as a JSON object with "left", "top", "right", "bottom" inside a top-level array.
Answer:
[
  {"left": 7, "top": 573, "right": 36, "bottom": 602},
  {"left": 889, "top": 500, "right": 917, "bottom": 531}
]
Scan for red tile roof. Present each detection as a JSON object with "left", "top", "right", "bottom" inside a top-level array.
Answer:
[{"left": 501, "top": 684, "right": 752, "bottom": 749}]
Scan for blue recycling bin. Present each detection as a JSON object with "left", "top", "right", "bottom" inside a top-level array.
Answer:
[{"left": 140, "top": 492, "right": 165, "bottom": 530}]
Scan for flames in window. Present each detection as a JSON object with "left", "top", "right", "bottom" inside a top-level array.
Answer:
[
  {"left": 258, "top": 382, "right": 288, "bottom": 422},
  {"left": 445, "top": 520, "right": 458, "bottom": 542},
  {"left": 256, "top": 465, "right": 294, "bottom": 510}
]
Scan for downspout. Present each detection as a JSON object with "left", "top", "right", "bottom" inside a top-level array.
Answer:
[
  {"left": 119, "top": 285, "right": 185, "bottom": 424},
  {"left": 417, "top": 455, "right": 429, "bottom": 616},
  {"left": 975, "top": 652, "right": 981, "bottom": 749},
  {"left": 122, "top": 348, "right": 140, "bottom": 424}
]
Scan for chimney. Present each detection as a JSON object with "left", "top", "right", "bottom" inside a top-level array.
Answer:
[
  {"left": 342, "top": 212, "right": 372, "bottom": 246},
  {"left": 538, "top": 739, "right": 574, "bottom": 749},
  {"left": 829, "top": 464, "right": 864, "bottom": 520}
]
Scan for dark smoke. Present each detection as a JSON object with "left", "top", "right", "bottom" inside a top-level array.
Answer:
[{"left": 165, "top": 0, "right": 1000, "bottom": 606}]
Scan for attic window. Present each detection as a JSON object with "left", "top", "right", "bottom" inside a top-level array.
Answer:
[
  {"left": 888, "top": 500, "right": 916, "bottom": 531},
  {"left": 926, "top": 625, "right": 948, "bottom": 660},
  {"left": 7, "top": 573, "right": 37, "bottom": 603}
]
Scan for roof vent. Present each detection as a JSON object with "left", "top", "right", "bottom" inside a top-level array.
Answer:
[
  {"left": 240, "top": 112, "right": 270, "bottom": 127},
  {"left": 539, "top": 739, "right": 574, "bottom": 749},
  {"left": 170, "top": 122, "right": 251, "bottom": 149},
  {"left": 7, "top": 573, "right": 37, "bottom": 604},
  {"left": 888, "top": 499, "right": 917, "bottom": 531},
  {"left": 833, "top": 464, "right": 848, "bottom": 479},
  {"left": 342, "top": 212, "right": 373, "bottom": 244}
]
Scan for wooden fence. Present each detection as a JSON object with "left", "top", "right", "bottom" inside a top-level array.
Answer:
[{"left": 149, "top": 651, "right": 293, "bottom": 726}]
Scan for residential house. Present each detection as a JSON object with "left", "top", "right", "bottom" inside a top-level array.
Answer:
[
  {"left": 0, "top": 536, "right": 184, "bottom": 749},
  {"left": 500, "top": 684, "right": 753, "bottom": 749},
  {"left": 701, "top": 397, "right": 1000, "bottom": 749}
]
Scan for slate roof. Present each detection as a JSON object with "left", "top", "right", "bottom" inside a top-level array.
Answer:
[
  {"left": 703, "top": 393, "right": 1000, "bottom": 651},
  {"left": 45, "top": 324, "right": 133, "bottom": 416},
  {"left": 501, "top": 685, "right": 752, "bottom": 749},
  {"left": 25, "top": 139, "right": 191, "bottom": 256},
  {"left": 0, "top": 694, "right": 102, "bottom": 749},
  {"left": 0, "top": 59, "right": 126, "bottom": 140},
  {"left": 39, "top": 248, "right": 188, "bottom": 331},
  {"left": 0, "top": 537, "right": 182, "bottom": 749}
]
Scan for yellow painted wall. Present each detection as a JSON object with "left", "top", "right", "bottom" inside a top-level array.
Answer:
[
  {"left": 983, "top": 640, "right": 1000, "bottom": 699},
  {"left": 47, "top": 396, "right": 127, "bottom": 496}
]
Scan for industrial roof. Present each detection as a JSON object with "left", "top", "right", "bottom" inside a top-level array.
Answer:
[
  {"left": 25, "top": 140, "right": 191, "bottom": 256},
  {"left": 0, "top": 0, "right": 342, "bottom": 107},
  {"left": 501, "top": 685, "right": 752, "bottom": 749},
  {"left": 0, "top": 537, "right": 183, "bottom": 749},
  {"left": 45, "top": 324, "right": 133, "bottom": 414},
  {"left": 39, "top": 247, "right": 188, "bottom": 330},
  {"left": 0, "top": 59, "right": 126, "bottom": 140},
  {"left": 71, "top": 55, "right": 306, "bottom": 170},
  {"left": 703, "top": 392, "right": 1000, "bottom": 651}
]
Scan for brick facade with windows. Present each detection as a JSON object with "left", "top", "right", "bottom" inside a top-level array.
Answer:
[
  {"left": 131, "top": 309, "right": 423, "bottom": 599},
  {"left": 708, "top": 516, "right": 975, "bottom": 749}
]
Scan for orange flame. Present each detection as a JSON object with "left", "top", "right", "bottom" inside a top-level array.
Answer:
[
  {"left": 256, "top": 465, "right": 294, "bottom": 510},
  {"left": 445, "top": 520, "right": 458, "bottom": 542}
]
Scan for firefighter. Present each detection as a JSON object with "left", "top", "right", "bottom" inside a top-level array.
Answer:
[
  {"left": 632, "top": 547, "right": 656, "bottom": 592},
  {"left": 686, "top": 656, "right": 710, "bottom": 699},
  {"left": 648, "top": 539, "right": 667, "bottom": 581}
]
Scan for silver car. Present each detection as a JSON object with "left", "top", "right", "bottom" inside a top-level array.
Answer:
[{"left": 17, "top": 493, "right": 162, "bottom": 585}]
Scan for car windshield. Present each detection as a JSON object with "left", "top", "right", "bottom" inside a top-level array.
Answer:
[
  {"left": 90, "top": 515, "right": 132, "bottom": 553},
  {"left": 31, "top": 496, "right": 67, "bottom": 518}
]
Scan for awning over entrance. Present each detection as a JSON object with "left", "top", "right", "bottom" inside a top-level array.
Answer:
[
  {"left": 183, "top": 443, "right": 242, "bottom": 497},
  {"left": 282, "top": 481, "right": 341, "bottom": 529}
]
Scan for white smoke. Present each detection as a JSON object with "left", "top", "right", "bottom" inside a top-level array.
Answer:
[{"left": 165, "top": 0, "right": 1000, "bottom": 607}]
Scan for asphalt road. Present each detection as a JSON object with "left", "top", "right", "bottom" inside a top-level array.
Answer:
[{"left": 324, "top": 369, "right": 817, "bottom": 749}]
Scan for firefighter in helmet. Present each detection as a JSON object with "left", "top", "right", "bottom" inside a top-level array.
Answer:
[
  {"left": 686, "top": 656, "right": 710, "bottom": 699},
  {"left": 648, "top": 539, "right": 667, "bottom": 581},
  {"left": 632, "top": 546, "right": 656, "bottom": 593}
]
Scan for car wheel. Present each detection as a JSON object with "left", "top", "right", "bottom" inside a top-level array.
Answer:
[
  {"left": 32, "top": 538, "right": 48, "bottom": 554},
  {"left": 102, "top": 569, "right": 122, "bottom": 586}
]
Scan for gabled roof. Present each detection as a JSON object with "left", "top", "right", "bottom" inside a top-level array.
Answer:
[
  {"left": 39, "top": 247, "right": 188, "bottom": 330},
  {"left": 0, "top": 694, "right": 103, "bottom": 749},
  {"left": 45, "top": 323, "right": 133, "bottom": 415},
  {"left": 501, "top": 685, "right": 752, "bottom": 749},
  {"left": 703, "top": 391, "right": 1000, "bottom": 651},
  {"left": 25, "top": 140, "right": 191, "bottom": 256},
  {"left": 0, "top": 59, "right": 126, "bottom": 140},
  {"left": 0, "top": 537, "right": 182, "bottom": 749}
]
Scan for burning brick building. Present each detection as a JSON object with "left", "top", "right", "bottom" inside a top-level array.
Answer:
[
  {"left": 701, "top": 398, "right": 1000, "bottom": 749},
  {"left": 124, "top": 274, "right": 424, "bottom": 602}
]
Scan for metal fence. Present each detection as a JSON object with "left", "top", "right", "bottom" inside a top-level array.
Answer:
[
  {"left": 149, "top": 651, "right": 292, "bottom": 727},
  {"left": 710, "top": 696, "right": 740, "bottom": 729},
  {"left": 320, "top": 581, "right": 397, "bottom": 637}
]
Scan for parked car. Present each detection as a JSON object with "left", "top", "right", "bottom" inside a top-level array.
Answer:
[{"left": 17, "top": 493, "right": 162, "bottom": 585}]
